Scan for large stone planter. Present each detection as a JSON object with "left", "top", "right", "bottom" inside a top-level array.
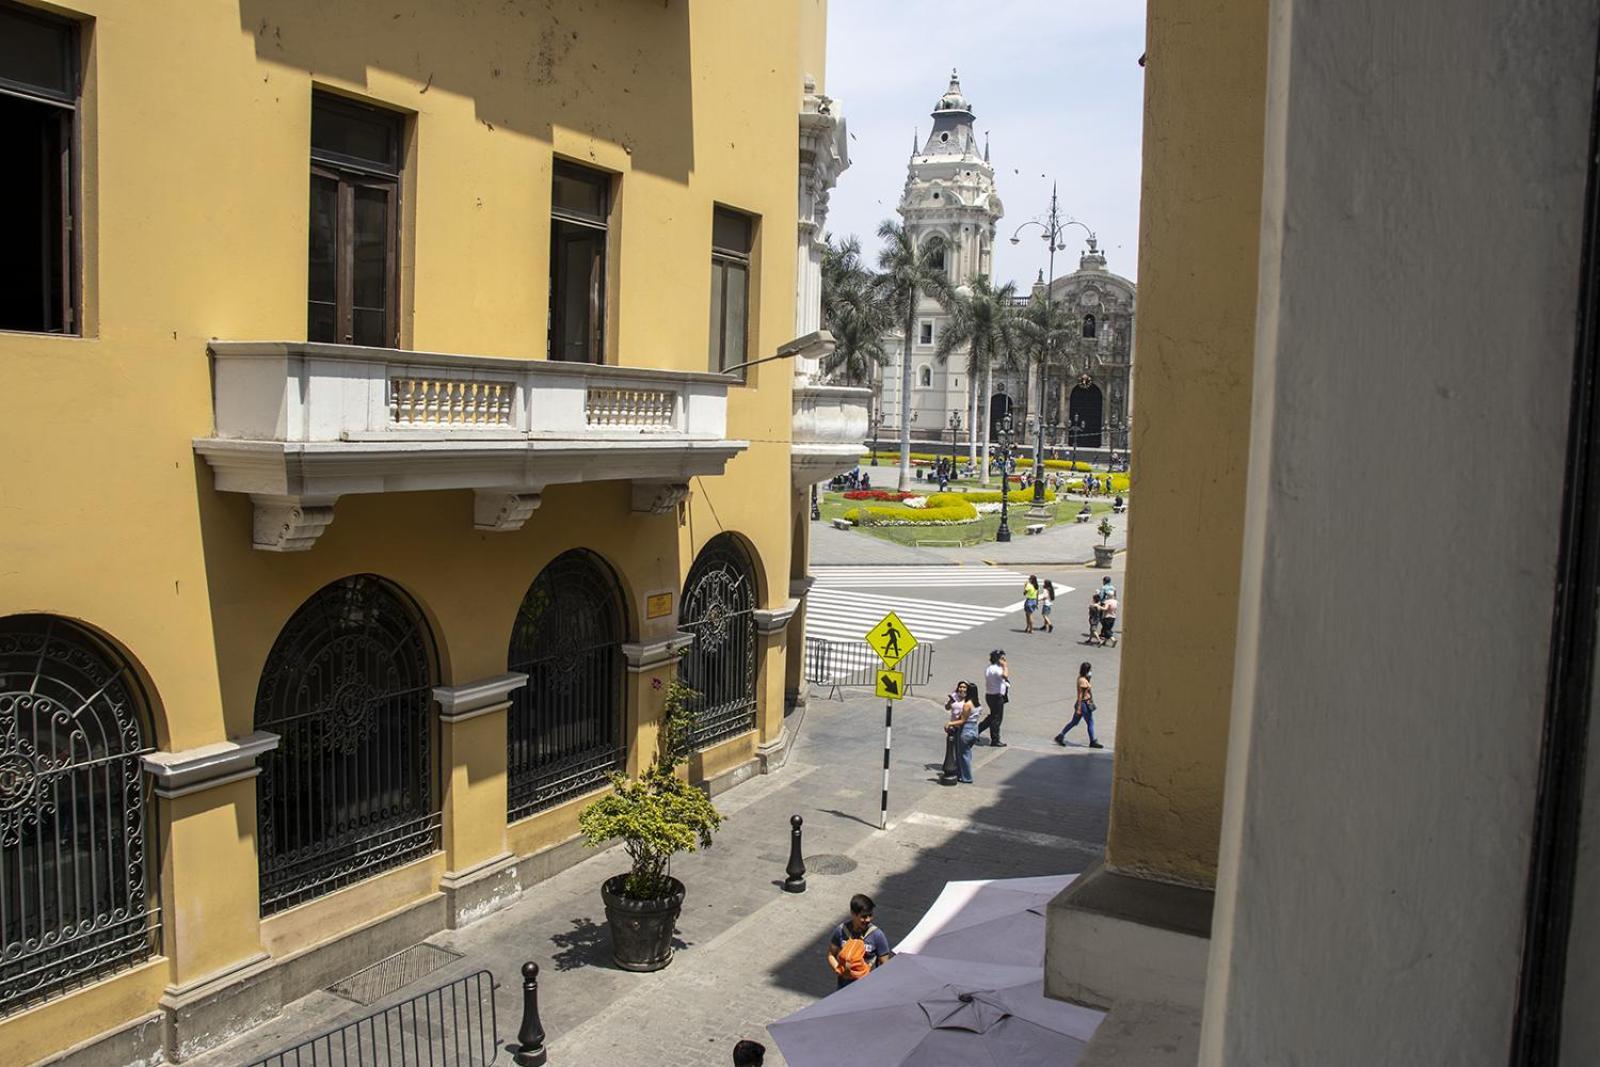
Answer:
[
  {"left": 601, "top": 874, "right": 686, "bottom": 972},
  {"left": 1093, "top": 544, "right": 1116, "bottom": 569}
]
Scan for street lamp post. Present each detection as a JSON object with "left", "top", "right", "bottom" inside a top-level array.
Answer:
[
  {"left": 948, "top": 409, "right": 962, "bottom": 466},
  {"left": 868, "top": 410, "right": 884, "bottom": 466},
  {"left": 1067, "top": 412, "right": 1085, "bottom": 473},
  {"left": 1011, "top": 185, "right": 1096, "bottom": 512},
  {"left": 995, "top": 414, "right": 1016, "bottom": 543}
]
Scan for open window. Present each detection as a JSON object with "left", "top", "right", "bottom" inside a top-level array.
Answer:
[
  {"left": 0, "top": 2, "right": 79, "bottom": 334},
  {"left": 550, "top": 161, "right": 611, "bottom": 363},
  {"left": 709, "top": 206, "right": 754, "bottom": 375}
]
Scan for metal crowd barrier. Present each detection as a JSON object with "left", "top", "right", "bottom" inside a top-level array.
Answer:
[
  {"left": 244, "top": 969, "right": 499, "bottom": 1067},
  {"left": 805, "top": 637, "right": 936, "bottom": 700}
]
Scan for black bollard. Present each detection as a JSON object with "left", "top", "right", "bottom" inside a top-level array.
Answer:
[
  {"left": 940, "top": 729, "right": 959, "bottom": 785},
  {"left": 513, "top": 961, "right": 548, "bottom": 1066},
  {"left": 783, "top": 814, "right": 807, "bottom": 893}
]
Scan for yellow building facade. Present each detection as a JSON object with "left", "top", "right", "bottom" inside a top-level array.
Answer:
[{"left": 0, "top": 1, "right": 862, "bottom": 1063}]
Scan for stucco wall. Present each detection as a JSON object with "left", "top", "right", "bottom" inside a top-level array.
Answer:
[
  {"left": 1202, "top": 1, "right": 1597, "bottom": 1062},
  {"left": 1103, "top": 0, "right": 1268, "bottom": 887}
]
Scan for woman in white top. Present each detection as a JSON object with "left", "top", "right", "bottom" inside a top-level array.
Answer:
[{"left": 944, "top": 680, "right": 981, "bottom": 784}]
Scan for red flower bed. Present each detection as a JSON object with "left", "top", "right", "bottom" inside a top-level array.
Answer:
[{"left": 841, "top": 489, "right": 912, "bottom": 502}]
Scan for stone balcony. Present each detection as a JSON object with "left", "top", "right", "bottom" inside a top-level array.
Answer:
[
  {"left": 195, "top": 341, "right": 747, "bottom": 550},
  {"left": 782, "top": 331, "right": 871, "bottom": 485}
]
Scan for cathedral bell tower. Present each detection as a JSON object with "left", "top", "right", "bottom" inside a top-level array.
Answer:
[{"left": 899, "top": 70, "right": 1004, "bottom": 287}]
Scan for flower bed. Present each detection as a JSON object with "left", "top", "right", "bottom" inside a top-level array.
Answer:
[
  {"left": 841, "top": 489, "right": 912, "bottom": 501},
  {"left": 842, "top": 497, "right": 979, "bottom": 526}
]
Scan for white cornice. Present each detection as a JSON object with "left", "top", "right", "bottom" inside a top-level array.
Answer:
[
  {"left": 434, "top": 672, "right": 529, "bottom": 723},
  {"left": 622, "top": 632, "right": 696, "bottom": 673},
  {"left": 142, "top": 731, "right": 280, "bottom": 799}
]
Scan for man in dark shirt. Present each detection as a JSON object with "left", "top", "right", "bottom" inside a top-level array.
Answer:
[{"left": 826, "top": 893, "right": 893, "bottom": 989}]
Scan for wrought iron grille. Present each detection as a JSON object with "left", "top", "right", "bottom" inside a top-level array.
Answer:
[
  {"left": 679, "top": 536, "right": 758, "bottom": 749},
  {"left": 0, "top": 616, "right": 159, "bottom": 1016},
  {"left": 244, "top": 968, "right": 498, "bottom": 1067},
  {"left": 506, "top": 550, "right": 625, "bottom": 820},
  {"left": 255, "top": 576, "right": 439, "bottom": 916}
]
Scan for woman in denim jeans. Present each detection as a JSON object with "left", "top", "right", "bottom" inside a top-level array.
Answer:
[
  {"left": 1054, "top": 662, "right": 1103, "bottom": 749},
  {"left": 944, "top": 680, "right": 982, "bottom": 783}
]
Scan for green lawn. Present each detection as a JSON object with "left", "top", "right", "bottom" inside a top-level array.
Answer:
[{"left": 819, "top": 488, "right": 1115, "bottom": 548}]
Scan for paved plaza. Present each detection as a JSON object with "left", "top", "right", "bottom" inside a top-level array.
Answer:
[{"left": 192, "top": 558, "right": 1123, "bottom": 1067}]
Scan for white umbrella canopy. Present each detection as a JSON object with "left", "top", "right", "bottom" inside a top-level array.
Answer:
[
  {"left": 767, "top": 955, "right": 1103, "bottom": 1067},
  {"left": 894, "top": 873, "right": 1077, "bottom": 967}
]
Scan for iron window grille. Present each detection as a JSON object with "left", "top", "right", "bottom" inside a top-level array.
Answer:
[
  {"left": 506, "top": 550, "right": 627, "bottom": 820},
  {"left": 254, "top": 576, "right": 439, "bottom": 916},
  {"left": 679, "top": 536, "right": 758, "bottom": 749},
  {"left": 0, "top": 616, "right": 159, "bottom": 1016}
]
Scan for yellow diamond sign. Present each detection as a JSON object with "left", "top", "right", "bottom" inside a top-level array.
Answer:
[
  {"left": 876, "top": 668, "right": 905, "bottom": 701},
  {"left": 865, "top": 611, "right": 917, "bottom": 668}
]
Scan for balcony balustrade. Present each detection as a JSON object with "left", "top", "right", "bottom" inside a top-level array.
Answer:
[{"left": 195, "top": 341, "right": 746, "bottom": 550}]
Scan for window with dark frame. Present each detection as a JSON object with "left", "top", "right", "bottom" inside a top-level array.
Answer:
[
  {"left": 550, "top": 162, "right": 610, "bottom": 363},
  {"left": 919, "top": 321, "right": 934, "bottom": 345},
  {"left": 0, "top": 2, "right": 78, "bottom": 334},
  {"left": 308, "top": 93, "right": 402, "bottom": 348},
  {"left": 709, "top": 206, "right": 754, "bottom": 375}
]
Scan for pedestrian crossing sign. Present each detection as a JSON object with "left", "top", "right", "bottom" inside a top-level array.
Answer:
[
  {"left": 865, "top": 611, "right": 917, "bottom": 667},
  {"left": 876, "top": 669, "right": 905, "bottom": 701}
]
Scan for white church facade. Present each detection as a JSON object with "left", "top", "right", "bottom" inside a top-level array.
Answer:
[{"left": 871, "top": 73, "right": 1135, "bottom": 462}]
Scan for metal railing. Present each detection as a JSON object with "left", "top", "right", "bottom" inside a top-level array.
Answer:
[
  {"left": 244, "top": 969, "right": 499, "bottom": 1067},
  {"left": 804, "top": 637, "right": 936, "bottom": 700}
]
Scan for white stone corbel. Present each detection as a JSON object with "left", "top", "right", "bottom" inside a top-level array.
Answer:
[
  {"left": 251, "top": 494, "right": 337, "bottom": 552},
  {"left": 141, "top": 731, "right": 281, "bottom": 799},
  {"left": 630, "top": 481, "right": 691, "bottom": 515},
  {"left": 752, "top": 598, "right": 801, "bottom": 636},
  {"left": 474, "top": 490, "right": 543, "bottom": 532},
  {"left": 433, "top": 672, "right": 528, "bottom": 724},
  {"left": 621, "top": 631, "right": 696, "bottom": 674},
  {"left": 789, "top": 576, "right": 817, "bottom": 600}
]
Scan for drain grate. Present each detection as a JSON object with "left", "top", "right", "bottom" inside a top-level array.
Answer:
[
  {"left": 326, "top": 942, "right": 462, "bottom": 1005},
  {"left": 806, "top": 854, "right": 858, "bottom": 876}
]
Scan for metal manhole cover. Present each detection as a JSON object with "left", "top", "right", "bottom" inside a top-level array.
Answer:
[
  {"left": 326, "top": 942, "right": 462, "bottom": 1005},
  {"left": 806, "top": 854, "right": 858, "bottom": 875}
]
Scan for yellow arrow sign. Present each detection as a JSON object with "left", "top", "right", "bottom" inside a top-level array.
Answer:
[
  {"left": 865, "top": 611, "right": 917, "bottom": 668},
  {"left": 876, "top": 668, "right": 905, "bottom": 701}
]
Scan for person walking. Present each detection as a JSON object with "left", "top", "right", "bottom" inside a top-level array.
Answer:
[
  {"left": 978, "top": 651, "right": 1008, "bottom": 747},
  {"left": 1055, "top": 662, "right": 1103, "bottom": 748},
  {"left": 1086, "top": 593, "right": 1103, "bottom": 645},
  {"left": 827, "top": 894, "right": 894, "bottom": 988},
  {"left": 1099, "top": 575, "right": 1117, "bottom": 601},
  {"left": 1040, "top": 579, "right": 1057, "bottom": 633},
  {"left": 1022, "top": 575, "right": 1040, "bottom": 633},
  {"left": 945, "top": 680, "right": 981, "bottom": 783},
  {"left": 1100, "top": 592, "right": 1119, "bottom": 647}
]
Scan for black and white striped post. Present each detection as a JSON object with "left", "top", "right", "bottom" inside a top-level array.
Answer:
[{"left": 881, "top": 698, "right": 892, "bottom": 830}]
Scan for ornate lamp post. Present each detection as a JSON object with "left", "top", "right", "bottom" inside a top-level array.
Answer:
[
  {"left": 1011, "top": 185, "right": 1096, "bottom": 509},
  {"left": 948, "top": 409, "right": 962, "bottom": 464},
  {"left": 995, "top": 413, "right": 1017, "bottom": 543},
  {"left": 868, "top": 409, "right": 885, "bottom": 466},
  {"left": 1067, "top": 411, "right": 1086, "bottom": 473}
]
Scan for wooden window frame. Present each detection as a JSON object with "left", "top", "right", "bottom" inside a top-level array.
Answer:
[
  {"left": 549, "top": 161, "right": 611, "bottom": 364},
  {"left": 308, "top": 94, "right": 402, "bottom": 349},
  {"left": 0, "top": 1, "right": 79, "bottom": 336},
  {"left": 709, "top": 206, "right": 755, "bottom": 377}
]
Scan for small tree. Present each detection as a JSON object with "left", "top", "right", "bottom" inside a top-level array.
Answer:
[
  {"left": 1098, "top": 516, "right": 1114, "bottom": 545},
  {"left": 578, "top": 670, "right": 723, "bottom": 900}
]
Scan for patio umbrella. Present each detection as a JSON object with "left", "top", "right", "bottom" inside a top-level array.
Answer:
[
  {"left": 894, "top": 874, "right": 1076, "bottom": 967},
  {"left": 767, "top": 955, "right": 1103, "bottom": 1067}
]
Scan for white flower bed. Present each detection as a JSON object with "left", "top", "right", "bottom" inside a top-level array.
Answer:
[
  {"left": 902, "top": 496, "right": 929, "bottom": 509},
  {"left": 859, "top": 517, "right": 979, "bottom": 527},
  {"left": 974, "top": 502, "right": 1003, "bottom": 514}
]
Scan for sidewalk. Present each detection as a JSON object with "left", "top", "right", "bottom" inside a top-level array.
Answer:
[{"left": 189, "top": 632, "right": 1118, "bottom": 1067}]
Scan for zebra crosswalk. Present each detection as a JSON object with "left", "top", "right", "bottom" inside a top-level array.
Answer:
[
  {"left": 804, "top": 566, "right": 1069, "bottom": 646},
  {"left": 808, "top": 565, "right": 1032, "bottom": 589}
]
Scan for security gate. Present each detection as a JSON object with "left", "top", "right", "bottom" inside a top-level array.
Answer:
[{"left": 679, "top": 536, "right": 758, "bottom": 749}]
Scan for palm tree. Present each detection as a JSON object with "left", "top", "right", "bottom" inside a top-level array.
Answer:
[
  {"left": 1017, "top": 293, "right": 1082, "bottom": 462},
  {"left": 934, "top": 276, "right": 1020, "bottom": 484},
  {"left": 873, "top": 219, "right": 954, "bottom": 490},
  {"left": 819, "top": 235, "right": 892, "bottom": 386}
]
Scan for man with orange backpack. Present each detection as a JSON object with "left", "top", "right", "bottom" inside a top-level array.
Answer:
[{"left": 827, "top": 893, "right": 894, "bottom": 989}]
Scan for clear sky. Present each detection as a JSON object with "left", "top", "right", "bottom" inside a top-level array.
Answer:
[{"left": 822, "top": 1, "right": 1147, "bottom": 286}]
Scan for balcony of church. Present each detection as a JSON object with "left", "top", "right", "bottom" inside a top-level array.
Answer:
[{"left": 195, "top": 340, "right": 748, "bottom": 552}]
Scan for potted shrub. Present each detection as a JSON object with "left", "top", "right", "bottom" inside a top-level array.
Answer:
[
  {"left": 578, "top": 672, "right": 722, "bottom": 971},
  {"left": 1094, "top": 516, "right": 1116, "bottom": 568}
]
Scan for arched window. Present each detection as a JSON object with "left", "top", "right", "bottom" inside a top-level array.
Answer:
[
  {"left": 923, "top": 236, "right": 947, "bottom": 275},
  {"left": 679, "top": 536, "right": 757, "bottom": 750},
  {"left": 507, "top": 551, "right": 626, "bottom": 819},
  {"left": 254, "top": 576, "right": 437, "bottom": 915},
  {"left": 0, "top": 616, "right": 157, "bottom": 1014},
  {"left": 919, "top": 365, "right": 932, "bottom": 388},
  {"left": 1083, "top": 313, "right": 1097, "bottom": 338}
]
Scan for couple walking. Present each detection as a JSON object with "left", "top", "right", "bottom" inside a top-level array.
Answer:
[
  {"left": 943, "top": 650, "right": 1010, "bottom": 783},
  {"left": 1023, "top": 575, "right": 1056, "bottom": 633}
]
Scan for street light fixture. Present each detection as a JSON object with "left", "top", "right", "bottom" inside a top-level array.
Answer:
[
  {"left": 1010, "top": 185, "right": 1096, "bottom": 511},
  {"left": 948, "top": 409, "right": 962, "bottom": 464},
  {"left": 994, "top": 413, "right": 1017, "bottom": 543}
]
